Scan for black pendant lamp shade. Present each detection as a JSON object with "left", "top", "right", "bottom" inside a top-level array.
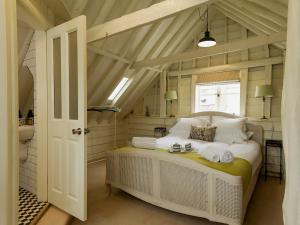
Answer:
[
  {"left": 198, "top": 7, "right": 216, "bottom": 48},
  {"left": 198, "top": 31, "right": 216, "bottom": 47}
]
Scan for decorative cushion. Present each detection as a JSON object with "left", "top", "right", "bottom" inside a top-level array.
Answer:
[
  {"left": 190, "top": 126, "right": 217, "bottom": 142},
  {"left": 212, "top": 118, "right": 248, "bottom": 144},
  {"left": 169, "top": 118, "right": 210, "bottom": 138}
]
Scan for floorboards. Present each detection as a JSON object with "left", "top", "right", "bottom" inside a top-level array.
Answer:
[{"left": 72, "top": 161, "right": 284, "bottom": 225}]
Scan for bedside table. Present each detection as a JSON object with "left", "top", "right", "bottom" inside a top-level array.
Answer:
[
  {"left": 265, "top": 139, "right": 283, "bottom": 183},
  {"left": 154, "top": 127, "right": 167, "bottom": 137}
]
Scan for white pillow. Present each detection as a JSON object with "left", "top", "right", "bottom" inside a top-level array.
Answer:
[
  {"left": 169, "top": 118, "right": 210, "bottom": 138},
  {"left": 213, "top": 118, "right": 248, "bottom": 144}
]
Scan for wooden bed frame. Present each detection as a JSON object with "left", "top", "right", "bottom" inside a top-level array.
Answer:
[{"left": 106, "top": 112, "right": 264, "bottom": 225}]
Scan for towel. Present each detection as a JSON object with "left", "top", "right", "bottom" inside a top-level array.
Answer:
[
  {"left": 199, "top": 143, "right": 234, "bottom": 163},
  {"left": 132, "top": 137, "right": 157, "bottom": 150},
  {"left": 220, "top": 151, "right": 234, "bottom": 163},
  {"left": 201, "top": 150, "right": 220, "bottom": 162}
]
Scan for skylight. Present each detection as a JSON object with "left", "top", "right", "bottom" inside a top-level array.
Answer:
[{"left": 108, "top": 77, "right": 129, "bottom": 101}]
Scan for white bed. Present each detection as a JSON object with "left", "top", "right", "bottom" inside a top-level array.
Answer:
[{"left": 106, "top": 112, "right": 264, "bottom": 225}]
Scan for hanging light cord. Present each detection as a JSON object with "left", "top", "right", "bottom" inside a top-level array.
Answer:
[{"left": 198, "top": 7, "right": 208, "bottom": 33}]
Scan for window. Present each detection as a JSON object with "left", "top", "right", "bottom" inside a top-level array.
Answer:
[
  {"left": 195, "top": 82, "right": 240, "bottom": 115},
  {"left": 108, "top": 77, "right": 129, "bottom": 101}
]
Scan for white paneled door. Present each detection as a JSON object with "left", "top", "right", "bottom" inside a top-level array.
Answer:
[{"left": 47, "top": 16, "right": 87, "bottom": 221}]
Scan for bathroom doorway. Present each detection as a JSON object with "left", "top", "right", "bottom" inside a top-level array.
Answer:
[{"left": 18, "top": 27, "right": 49, "bottom": 224}]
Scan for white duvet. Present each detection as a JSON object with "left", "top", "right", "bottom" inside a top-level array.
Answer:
[{"left": 156, "top": 135, "right": 262, "bottom": 174}]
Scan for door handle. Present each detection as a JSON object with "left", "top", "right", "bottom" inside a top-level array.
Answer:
[
  {"left": 72, "top": 128, "right": 82, "bottom": 135},
  {"left": 84, "top": 128, "right": 90, "bottom": 135}
]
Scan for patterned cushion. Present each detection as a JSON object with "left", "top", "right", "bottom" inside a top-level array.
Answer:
[{"left": 190, "top": 126, "right": 217, "bottom": 142}]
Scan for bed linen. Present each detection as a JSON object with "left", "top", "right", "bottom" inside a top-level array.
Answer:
[{"left": 156, "top": 135, "right": 262, "bottom": 175}]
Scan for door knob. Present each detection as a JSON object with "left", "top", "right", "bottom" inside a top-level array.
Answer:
[
  {"left": 84, "top": 128, "right": 90, "bottom": 135},
  {"left": 72, "top": 128, "right": 82, "bottom": 135}
]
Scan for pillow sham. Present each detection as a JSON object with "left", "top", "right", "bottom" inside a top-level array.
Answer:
[
  {"left": 190, "top": 126, "right": 217, "bottom": 142},
  {"left": 169, "top": 118, "right": 210, "bottom": 138},
  {"left": 213, "top": 118, "right": 248, "bottom": 144}
]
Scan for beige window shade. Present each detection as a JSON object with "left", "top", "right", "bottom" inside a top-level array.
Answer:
[{"left": 196, "top": 71, "right": 240, "bottom": 83}]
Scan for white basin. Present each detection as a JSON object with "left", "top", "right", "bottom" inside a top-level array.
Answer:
[{"left": 19, "top": 125, "right": 34, "bottom": 142}]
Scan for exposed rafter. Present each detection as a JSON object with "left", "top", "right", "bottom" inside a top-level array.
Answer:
[
  {"left": 88, "top": 46, "right": 131, "bottom": 64},
  {"left": 87, "top": 0, "right": 210, "bottom": 43},
  {"left": 248, "top": 0, "right": 287, "bottom": 18},
  {"left": 226, "top": 0, "right": 286, "bottom": 28},
  {"left": 17, "top": 0, "right": 54, "bottom": 30},
  {"left": 89, "top": 8, "right": 200, "bottom": 108},
  {"left": 212, "top": 3, "right": 286, "bottom": 49},
  {"left": 219, "top": 1, "right": 283, "bottom": 32},
  {"left": 133, "top": 31, "right": 286, "bottom": 68},
  {"left": 115, "top": 17, "right": 203, "bottom": 119},
  {"left": 88, "top": 45, "right": 162, "bottom": 73}
]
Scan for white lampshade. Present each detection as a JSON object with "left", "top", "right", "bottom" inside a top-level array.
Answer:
[
  {"left": 165, "top": 90, "right": 177, "bottom": 101},
  {"left": 255, "top": 85, "right": 273, "bottom": 98}
]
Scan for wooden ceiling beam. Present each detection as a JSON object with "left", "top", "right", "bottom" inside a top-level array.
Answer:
[
  {"left": 87, "top": 22, "right": 164, "bottom": 108},
  {"left": 248, "top": 0, "right": 287, "bottom": 18},
  {"left": 114, "top": 19, "right": 200, "bottom": 118},
  {"left": 168, "top": 56, "right": 284, "bottom": 76},
  {"left": 86, "top": 0, "right": 210, "bottom": 43},
  {"left": 17, "top": 0, "right": 54, "bottom": 30},
  {"left": 227, "top": 0, "right": 286, "bottom": 28},
  {"left": 88, "top": 41, "right": 163, "bottom": 73},
  {"left": 220, "top": 1, "right": 283, "bottom": 32},
  {"left": 90, "top": 9, "right": 196, "bottom": 107},
  {"left": 133, "top": 31, "right": 286, "bottom": 68},
  {"left": 90, "top": 0, "right": 117, "bottom": 27},
  {"left": 88, "top": 46, "right": 131, "bottom": 64},
  {"left": 213, "top": 4, "right": 286, "bottom": 50}
]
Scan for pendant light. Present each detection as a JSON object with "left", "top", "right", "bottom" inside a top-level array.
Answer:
[{"left": 198, "top": 7, "right": 216, "bottom": 48}]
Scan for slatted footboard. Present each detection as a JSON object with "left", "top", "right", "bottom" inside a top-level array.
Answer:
[{"left": 106, "top": 149, "right": 256, "bottom": 225}]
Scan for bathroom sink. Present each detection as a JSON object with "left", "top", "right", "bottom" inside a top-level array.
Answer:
[{"left": 19, "top": 125, "right": 34, "bottom": 142}]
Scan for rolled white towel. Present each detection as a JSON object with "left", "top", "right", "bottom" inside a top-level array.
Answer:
[
  {"left": 220, "top": 151, "right": 234, "bottom": 163},
  {"left": 201, "top": 150, "right": 220, "bottom": 162},
  {"left": 199, "top": 143, "right": 234, "bottom": 163},
  {"left": 132, "top": 137, "right": 157, "bottom": 150}
]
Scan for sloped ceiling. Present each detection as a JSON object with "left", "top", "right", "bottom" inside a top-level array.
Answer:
[{"left": 42, "top": 0, "right": 288, "bottom": 121}]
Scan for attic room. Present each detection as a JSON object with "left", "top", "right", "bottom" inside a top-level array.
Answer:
[{"left": 1, "top": 0, "right": 299, "bottom": 225}]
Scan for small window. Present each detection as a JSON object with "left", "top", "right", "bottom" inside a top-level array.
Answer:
[
  {"left": 195, "top": 82, "right": 240, "bottom": 115},
  {"left": 108, "top": 77, "right": 129, "bottom": 101}
]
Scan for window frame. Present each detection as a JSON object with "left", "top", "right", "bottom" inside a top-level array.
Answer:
[
  {"left": 107, "top": 77, "right": 129, "bottom": 102},
  {"left": 194, "top": 80, "right": 241, "bottom": 115}
]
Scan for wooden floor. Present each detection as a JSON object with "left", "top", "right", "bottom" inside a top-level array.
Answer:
[{"left": 72, "top": 161, "right": 284, "bottom": 225}]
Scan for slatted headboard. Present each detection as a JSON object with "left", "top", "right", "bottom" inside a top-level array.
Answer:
[{"left": 183, "top": 111, "right": 264, "bottom": 146}]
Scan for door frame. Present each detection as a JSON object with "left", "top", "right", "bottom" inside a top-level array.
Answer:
[
  {"left": 35, "top": 30, "right": 48, "bottom": 201},
  {"left": 0, "top": 0, "right": 19, "bottom": 224}
]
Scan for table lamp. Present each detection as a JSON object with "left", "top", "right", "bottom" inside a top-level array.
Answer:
[
  {"left": 165, "top": 90, "right": 177, "bottom": 117},
  {"left": 255, "top": 84, "right": 273, "bottom": 119}
]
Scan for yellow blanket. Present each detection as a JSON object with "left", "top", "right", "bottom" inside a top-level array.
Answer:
[{"left": 117, "top": 146, "right": 252, "bottom": 193}]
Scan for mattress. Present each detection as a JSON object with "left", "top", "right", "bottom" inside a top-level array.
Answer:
[{"left": 156, "top": 135, "right": 262, "bottom": 175}]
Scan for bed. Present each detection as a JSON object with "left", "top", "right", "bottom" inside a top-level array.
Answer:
[{"left": 106, "top": 111, "right": 264, "bottom": 225}]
